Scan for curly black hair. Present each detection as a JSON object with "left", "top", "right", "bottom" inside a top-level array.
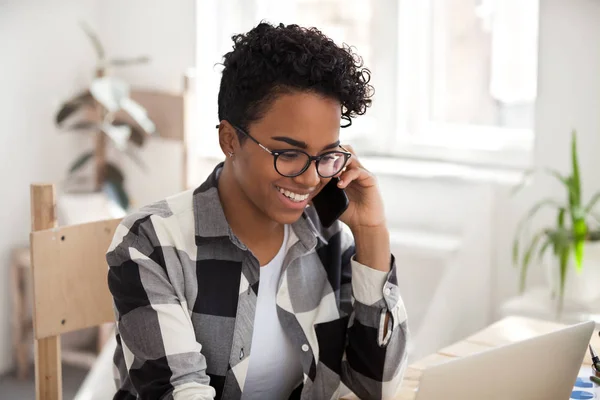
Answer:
[{"left": 217, "top": 22, "right": 374, "bottom": 139}]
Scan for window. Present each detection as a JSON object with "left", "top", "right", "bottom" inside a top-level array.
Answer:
[{"left": 195, "top": 0, "right": 539, "bottom": 168}]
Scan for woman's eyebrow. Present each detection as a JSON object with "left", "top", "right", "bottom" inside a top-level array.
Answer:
[{"left": 271, "top": 136, "right": 340, "bottom": 150}]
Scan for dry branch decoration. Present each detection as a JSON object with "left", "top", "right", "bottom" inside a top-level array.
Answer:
[{"left": 55, "top": 22, "right": 157, "bottom": 210}]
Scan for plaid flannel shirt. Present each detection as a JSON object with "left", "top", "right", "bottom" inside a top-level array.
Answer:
[{"left": 107, "top": 163, "right": 408, "bottom": 400}]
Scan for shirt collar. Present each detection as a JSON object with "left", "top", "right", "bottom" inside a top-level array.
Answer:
[{"left": 193, "top": 162, "right": 324, "bottom": 251}]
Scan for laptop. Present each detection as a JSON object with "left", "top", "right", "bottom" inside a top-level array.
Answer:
[{"left": 414, "top": 320, "right": 595, "bottom": 400}]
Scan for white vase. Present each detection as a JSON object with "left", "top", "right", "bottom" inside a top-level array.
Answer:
[{"left": 544, "top": 241, "right": 600, "bottom": 305}]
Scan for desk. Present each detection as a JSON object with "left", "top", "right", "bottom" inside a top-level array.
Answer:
[{"left": 344, "top": 316, "right": 600, "bottom": 400}]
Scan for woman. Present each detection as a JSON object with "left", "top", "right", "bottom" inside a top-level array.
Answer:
[{"left": 107, "top": 22, "right": 408, "bottom": 400}]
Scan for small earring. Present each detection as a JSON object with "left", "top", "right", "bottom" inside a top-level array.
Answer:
[{"left": 228, "top": 152, "right": 234, "bottom": 157}]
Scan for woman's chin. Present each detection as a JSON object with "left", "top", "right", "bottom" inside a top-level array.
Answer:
[{"left": 268, "top": 207, "right": 305, "bottom": 225}]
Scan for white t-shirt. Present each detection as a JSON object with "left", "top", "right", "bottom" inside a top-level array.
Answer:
[{"left": 241, "top": 225, "right": 303, "bottom": 400}]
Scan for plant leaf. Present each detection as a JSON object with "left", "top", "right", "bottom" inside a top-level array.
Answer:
[
  {"left": 571, "top": 130, "right": 582, "bottom": 207},
  {"left": 571, "top": 205, "right": 586, "bottom": 220},
  {"left": 101, "top": 123, "right": 131, "bottom": 151},
  {"left": 545, "top": 168, "right": 570, "bottom": 190},
  {"left": 567, "top": 176, "right": 577, "bottom": 210},
  {"left": 79, "top": 21, "right": 105, "bottom": 60},
  {"left": 68, "top": 151, "right": 94, "bottom": 174},
  {"left": 544, "top": 228, "right": 570, "bottom": 314},
  {"left": 513, "top": 199, "right": 564, "bottom": 266},
  {"left": 512, "top": 237, "right": 519, "bottom": 267},
  {"left": 569, "top": 131, "right": 586, "bottom": 273},
  {"left": 537, "top": 234, "right": 553, "bottom": 262},
  {"left": 65, "top": 120, "right": 98, "bottom": 131},
  {"left": 103, "top": 178, "right": 129, "bottom": 211},
  {"left": 574, "top": 218, "right": 588, "bottom": 240},
  {"left": 113, "top": 120, "right": 146, "bottom": 147},
  {"left": 518, "top": 200, "right": 565, "bottom": 229},
  {"left": 557, "top": 207, "right": 566, "bottom": 227},
  {"left": 558, "top": 240, "right": 570, "bottom": 313},
  {"left": 90, "top": 76, "right": 130, "bottom": 113},
  {"left": 548, "top": 228, "right": 569, "bottom": 254},
  {"left": 109, "top": 56, "right": 151, "bottom": 66},
  {"left": 573, "top": 237, "right": 585, "bottom": 272},
  {"left": 555, "top": 210, "right": 567, "bottom": 257},
  {"left": 119, "top": 98, "right": 156, "bottom": 135},
  {"left": 573, "top": 218, "right": 587, "bottom": 271},
  {"left": 105, "top": 162, "right": 124, "bottom": 185},
  {"left": 55, "top": 91, "right": 94, "bottom": 125}
]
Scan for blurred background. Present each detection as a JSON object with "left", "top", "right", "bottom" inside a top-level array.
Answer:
[{"left": 2, "top": 0, "right": 600, "bottom": 398}]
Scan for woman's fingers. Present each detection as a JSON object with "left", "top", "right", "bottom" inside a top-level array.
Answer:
[{"left": 337, "top": 167, "right": 362, "bottom": 188}]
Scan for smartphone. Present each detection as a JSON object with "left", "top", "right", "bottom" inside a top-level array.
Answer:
[{"left": 312, "top": 178, "right": 349, "bottom": 228}]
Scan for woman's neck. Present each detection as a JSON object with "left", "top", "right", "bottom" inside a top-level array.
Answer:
[{"left": 217, "top": 162, "right": 283, "bottom": 250}]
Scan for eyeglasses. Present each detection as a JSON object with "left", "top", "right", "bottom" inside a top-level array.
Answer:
[{"left": 225, "top": 124, "right": 352, "bottom": 178}]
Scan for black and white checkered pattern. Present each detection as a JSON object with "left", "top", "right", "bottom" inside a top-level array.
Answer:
[{"left": 106, "top": 163, "right": 408, "bottom": 400}]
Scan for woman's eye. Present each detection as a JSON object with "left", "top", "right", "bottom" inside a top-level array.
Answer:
[
  {"left": 279, "top": 152, "right": 300, "bottom": 161},
  {"left": 321, "top": 154, "right": 341, "bottom": 162}
]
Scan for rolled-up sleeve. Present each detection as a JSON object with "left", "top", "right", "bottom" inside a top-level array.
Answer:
[
  {"left": 340, "top": 231, "right": 409, "bottom": 400},
  {"left": 351, "top": 256, "right": 407, "bottom": 346}
]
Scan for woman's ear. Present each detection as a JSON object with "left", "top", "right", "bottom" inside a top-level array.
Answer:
[{"left": 218, "top": 121, "right": 239, "bottom": 158}]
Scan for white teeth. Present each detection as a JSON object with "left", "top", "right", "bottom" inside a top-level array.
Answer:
[{"left": 277, "top": 186, "right": 309, "bottom": 202}]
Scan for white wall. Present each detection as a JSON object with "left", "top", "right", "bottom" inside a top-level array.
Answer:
[
  {"left": 348, "top": 0, "right": 600, "bottom": 357},
  {"left": 0, "top": 0, "right": 101, "bottom": 374},
  {"left": 374, "top": 0, "right": 600, "bottom": 342},
  {"left": 373, "top": 171, "right": 495, "bottom": 361},
  {"left": 0, "top": 0, "right": 195, "bottom": 375},
  {"left": 491, "top": 0, "right": 600, "bottom": 316}
]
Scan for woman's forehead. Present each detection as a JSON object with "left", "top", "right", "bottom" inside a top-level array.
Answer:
[{"left": 253, "top": 92, "right": 342, "bottom": 148}]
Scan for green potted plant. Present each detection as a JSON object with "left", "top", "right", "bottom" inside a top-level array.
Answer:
[
  {"left": 512, "top": 131, "right": 600, "bottom": 314},
  {"left": 55, "top": 22, "right": 157, "bottom": 211}
]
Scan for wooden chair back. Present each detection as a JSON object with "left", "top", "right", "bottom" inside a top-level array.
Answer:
[{"left": 30, "top": 184, "right": 121, "bottom": 400}]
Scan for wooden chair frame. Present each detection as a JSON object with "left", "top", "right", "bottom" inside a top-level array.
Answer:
[{"left": 30, "top": 184, "right": 121, "bottom": 400}]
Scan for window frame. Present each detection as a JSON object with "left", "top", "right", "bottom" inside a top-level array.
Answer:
[{"left": 194, "top": 0, "right": 537, "bottom": 170}]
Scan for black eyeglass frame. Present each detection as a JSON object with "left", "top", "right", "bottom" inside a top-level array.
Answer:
[{"left": 219, "top": 124, "right": 352, "bottom": 178}]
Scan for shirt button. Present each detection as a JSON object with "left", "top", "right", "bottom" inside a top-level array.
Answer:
[
  {"left": 384, "top": 287, "right": 392, "bottom": 296},
  {"left": 301, "top": 344, "right": 309, "bottom": 352}
]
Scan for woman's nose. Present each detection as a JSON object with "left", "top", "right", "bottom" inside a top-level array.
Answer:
[{"left": 292, "top": 161, "right": 321, "bottom": 188}]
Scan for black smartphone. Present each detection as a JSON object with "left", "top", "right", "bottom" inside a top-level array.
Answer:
[{"left": 312, "top": 178, "right": 349, "bottom": 228}]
